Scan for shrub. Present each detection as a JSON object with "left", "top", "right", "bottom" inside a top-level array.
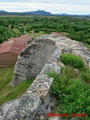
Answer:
[
  {"left": 81, "top": 69, "right": 90, "bottom": 83},
  {"left": 47, "top": 71, "right": 60, "bottom": 97},
  {"left": 60, "top": 53, "right": 85, "bottom": 70}
]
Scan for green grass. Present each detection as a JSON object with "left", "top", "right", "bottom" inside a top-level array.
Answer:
[
  {"left": 60, "top": 53, "right": 85, "bottom": 70},
  {"left": 0, "top": 66, "right": 34, "bottom": 105},
  {"left": 84, "top": 43, "right": 90, "bottom": 51},
  {"left": 47, "top": 66, "right": 90, "bottom": 120},
  {"left": 29, "top": 30, "right": 46, "bottom": 38}
]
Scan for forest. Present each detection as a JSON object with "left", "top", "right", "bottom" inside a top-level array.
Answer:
[{"left": 0, "top": 16, "right": 90, "bottom": 46}]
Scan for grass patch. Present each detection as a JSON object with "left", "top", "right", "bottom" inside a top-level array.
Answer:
[
  {"left": 29, "top": 30, "right": 46, "bottom": 38},
  {"left": 80, "top": 69, "right": 90, "bottom": 83},
  {"left": 60, "top": 53, "right": 85, "bottom": 70},
  {"left": 0, "top": 66, "right": 34, "bottom": 105},
  {"left": 47, "top": 66, "right": 90, "bottom": 120},
  {"left": 84, "top": 43, "right": 90, "bottom": 51}
]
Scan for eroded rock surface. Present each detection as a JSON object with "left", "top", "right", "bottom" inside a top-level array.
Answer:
[
  {"left": 12, "top": 34, "right": 90, "bottom": 86},
  {"left": 11, "top": 38, "right": 56, "bottom": 86},
  {"left": 0, "top": 99, "right": 20, "bottom": 120},
  {"left": 38, "top": 35, "right": 90, "bottom": 65}
]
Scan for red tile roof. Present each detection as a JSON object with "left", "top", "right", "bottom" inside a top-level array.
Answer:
[{"left": 0, "top": 34, "right": 30, "bottom": 54}]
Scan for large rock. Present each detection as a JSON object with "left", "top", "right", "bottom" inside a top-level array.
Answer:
[
  {"left": 1, "top": 74, "right": 54, "bottom": 120},
  {"left": 11, "top": 38, "right": 56, "bottom": 86},
  {"left": 1, "top": 94, "right": 41, "bottom": 120},
  {"left": 0, "top": 99, "right": 20, "bottom": 120},
  {"left": 38, "top": 35, "right": 90, "bottom": 64}
]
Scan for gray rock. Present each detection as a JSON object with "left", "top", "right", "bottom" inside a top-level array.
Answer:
[
  {"left": 58, "top": 61, "right": 65, "bottom": 68},
  {"left": 11, "top": 38, "right": 56, "bottom": 86},
  {"left": 0, "top": 99, "right": 20, "bottom": 120},
  {"left": 27, "top": 74, "right": 53, "bottom": 100},
  {"left": 48, "top": 48, "right": 61, "bottom": 63},
  {"left": 87, "top": 58, "right": 90, "bottom": 67},
  {"left": 40, "top": 62, "right": 61, "bottom": 75},
  {"left": 2, "top": 94, "right": 41, "bottom": 120},
  {"left": 64, "top": 48, "right": 72, "bottom": 53},
  {"left": 74, "top": 69, "right": 79, "bottom": 74}
]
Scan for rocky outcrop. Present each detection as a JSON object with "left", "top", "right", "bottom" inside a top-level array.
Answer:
[
  {"left": 11, "top": 38, "right": 56, "bottom": 86},
  {"left": 0, "top": 34, "right": 90, "bottom": 120},
  {"left": 38, "top": 35, "right": 90, "bottom": 65},
  {"left": 0, "top": 48, "right": 61, "bottom": 120},
  {"left": 0, "top": 99, "right": 20, "bottom": 120},
  {"left": 11, "top": 34, "right": 90, "bottom": 86}
]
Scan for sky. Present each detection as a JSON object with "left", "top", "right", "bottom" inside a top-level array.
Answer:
[{"left": 0, "top": 0, "right": 90, "bottom": 15}]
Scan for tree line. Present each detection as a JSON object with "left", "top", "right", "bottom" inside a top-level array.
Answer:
[{"left": 0, "top": 16, "right": 90, "bottom": 45}]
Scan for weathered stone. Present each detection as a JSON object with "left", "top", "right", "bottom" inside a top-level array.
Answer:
[
  {"left": 58, "top": 61, "right": 65, "bottom": 68},
  {"left": 27, "top": 74, "right": 53, "bottom": 100},
  {"left": 2, "top": 94, "right": 41, "bottom": 120},
  {"left": 48, "top": 48, "right": 61, "bottom": 63},
  {"left": 11, "top": 38, "right": 56, "bottom": 86},
  {"left": 39, "top": 35, "right": 90, "bottom": 64},
  {"left": 40, "top": 62, "right": 61, "bottom": 75},
  {"left": 11, "top": 34, "right": 90, "bottom": 86},
  {"left": 74, "top": 69, "right": 79, "bottom": 74},
  {"left": 35, "top": 94, "right": 56, "bottom": 120},
  {"left": 64, "top": 48, "right": 72, "bottom": 53},
  {"left": 87, "top": 59, "right": 90, "bottom": 67},
  {"left": 1, "top": 74, "right": 54, "bottom": 120},
  {"left": 0, "top": 99, "right": 20, "bottom": 120}
]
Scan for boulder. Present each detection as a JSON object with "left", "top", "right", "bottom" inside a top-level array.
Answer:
[{"left": 11, "top": 38, "right": 56, "bottom": 86}]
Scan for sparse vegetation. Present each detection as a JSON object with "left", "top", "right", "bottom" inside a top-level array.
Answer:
[{"left": 0, "top": 66, "right": 34, "bottom": 105}]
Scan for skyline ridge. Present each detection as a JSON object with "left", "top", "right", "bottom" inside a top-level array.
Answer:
[{"left": 0, "top": 10, "right": 90, "bottom": 16}]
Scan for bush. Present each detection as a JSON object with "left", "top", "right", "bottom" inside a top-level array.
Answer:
[
  {"left": 81, "top": 69, "right": 90, "bottom": 83},
  {"left": 60, "top": 53, "right": 85, "bottom": 70},
  {"left": 47, "top": 71, "right": 60, "bottom": 96}
]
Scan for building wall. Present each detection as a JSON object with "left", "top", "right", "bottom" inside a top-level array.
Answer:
[{"left": 0, "top": 52, "right": 18, "bottom": 67}]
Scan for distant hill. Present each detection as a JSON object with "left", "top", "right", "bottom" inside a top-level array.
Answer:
[
  {"left": 23, "top": 10, "right": 52, "bottom": 16},
  {"left": 0, "top": 10, "right": 90, "bottom": 17},
  {"left": 0, "top": 10, "right": 52, "bottom": 16},
  {"left": 0, "top": 10, "right": 7, "bottom": 14}
]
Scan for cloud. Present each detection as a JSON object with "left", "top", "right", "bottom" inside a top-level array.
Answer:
[
  {"left": 0, "top": 0, "right": 90, "bottom": 5},
  {"left": 0, "top": 2, "right": 90, "bottom": 14}
]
